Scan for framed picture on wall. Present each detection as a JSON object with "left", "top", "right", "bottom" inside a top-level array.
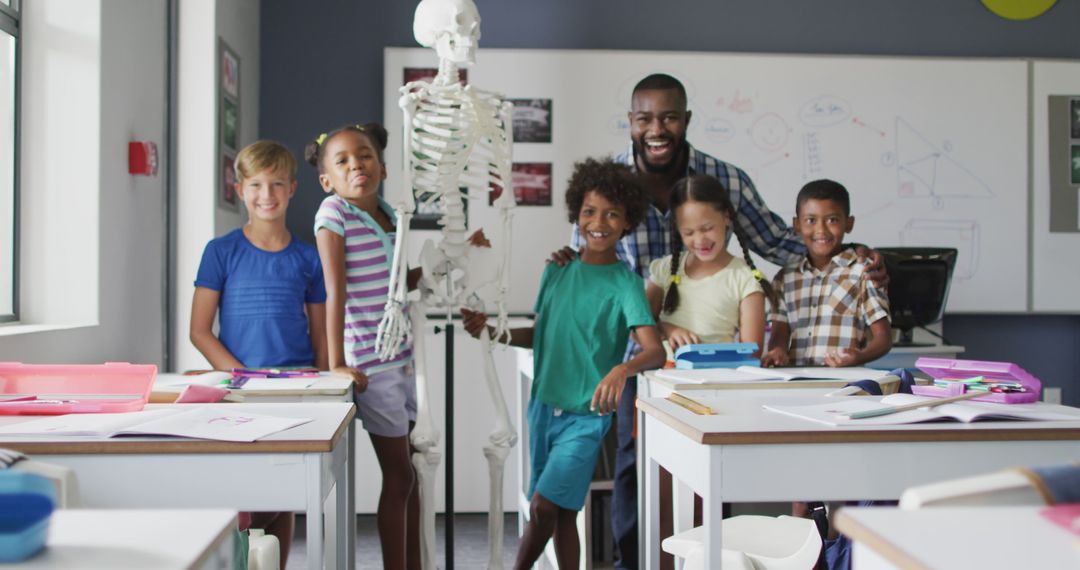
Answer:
[
  {"left": 489, "top": 162, "right": 552, "bottom": 206},
  {"left": 220, "top": 151, "right": 239, "bottom": 212},
  {"left": 1071, "top": 99, "right": 1080, "bottom": 139},
  {"left": 509, "top": 99, "right": 552, "bottom": 143},
  {"left": 218, "top": 39, "right": 241, "bottom": 211}
]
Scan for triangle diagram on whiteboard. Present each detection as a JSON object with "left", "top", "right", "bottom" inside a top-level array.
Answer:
[{"left": 895, "top": 117, "right": 994, "bottom": 199}]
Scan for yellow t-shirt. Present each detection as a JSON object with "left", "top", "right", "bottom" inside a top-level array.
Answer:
[{"left": 649, "top": 253, "right": 763, "bottom": 359}]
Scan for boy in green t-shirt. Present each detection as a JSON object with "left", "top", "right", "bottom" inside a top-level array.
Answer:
[{"left": 463, "top": 157, "right": 665, "bottom": 570}]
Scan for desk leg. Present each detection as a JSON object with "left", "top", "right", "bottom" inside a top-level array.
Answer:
[
  {"left": 642, "top": 406, "right": 661, "bottom": 570},
  {"left": 306, "top": 454, "right": 326, "bottom": 569},
  {"left": 703, "top": 467, "right": 724, "bottom": 569},
  {"left": 336, "top": 420, "right": 356, "bottom": 570}
]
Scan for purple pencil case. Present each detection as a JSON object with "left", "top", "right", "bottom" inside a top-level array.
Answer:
[{"left": 913, "top": 357, "right": 1041, "bottom": 404}]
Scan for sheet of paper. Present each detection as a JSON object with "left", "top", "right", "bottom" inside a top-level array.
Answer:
[
  {"left": 238, "top": 378, "right": 317, "bottom": 391},
  {"left": 119, "top": 407, "right": 312, "bottom": 442},
  {"left": 655, "top": 368, "right": 782, "bottom": 384},
  {"left": 736, "top": 366, "right": 890, "bottom": 381},
  {"left": 0, "top": 409, "right": 181, "bottom": 436}
]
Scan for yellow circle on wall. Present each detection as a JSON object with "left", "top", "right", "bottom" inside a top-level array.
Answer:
[{"left": 980, "top": 0, "right": 1056, "bottom": 20}]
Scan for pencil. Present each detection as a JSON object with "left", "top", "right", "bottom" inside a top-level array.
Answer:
[
  {"left": 667, "top": 392, "right": 714, "bottom": 415},
  {"left": 843, "top": 390, "right": 984, "bottom": 420}
]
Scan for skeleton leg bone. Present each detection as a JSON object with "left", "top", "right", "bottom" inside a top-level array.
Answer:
[{"left": 408, "top": 304, "right": 442, "bottom": 569}]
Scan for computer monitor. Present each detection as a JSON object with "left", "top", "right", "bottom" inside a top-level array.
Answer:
[{"left": 877, "top": 247, "right": 958, "bottom": 347}]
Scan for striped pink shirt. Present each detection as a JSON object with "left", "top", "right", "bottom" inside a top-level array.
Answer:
[{"left": 314, "top": 195, "right": 412, "bottom": 373}]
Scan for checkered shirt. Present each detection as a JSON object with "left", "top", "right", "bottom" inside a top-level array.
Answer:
[
  {"left": 570, "top": 143, "right": 806, "bottom": 360},
  {"left": 770, "top": 249, "right": 890, "bottom": 366},
  {"left": 570, "top": 144, "right": 806, "bottom": 279}
]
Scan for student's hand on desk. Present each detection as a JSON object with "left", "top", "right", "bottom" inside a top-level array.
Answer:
[
  {"left": 853, "top": 245, "right": 889, "bottom": 289},
  {"left": 663, "top": 325, "right": 700, "bottom": 350},
  {"left": 591, "top": 364, "right": 628, "bottom": 415},
  {"left": 332, "top": 366, "right": 368, "bottom": 392},
  {"left": 824, "top": 350, "right": 859, "bottom": 368},
  {"left": 761, "top": 347, "right": 790, "bottom": 368},
  {"left": 547, "top": 246, "right": 578, "bottom": 267},
  {"left": 460, "top": 308, "right": 490, "bottom": 339}
]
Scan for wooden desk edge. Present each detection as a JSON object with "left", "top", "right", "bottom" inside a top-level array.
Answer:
[
  {"left": 0, "top": 406, "right": 358, "bottom": 455},
  {"left": 834, "top": 509, "right": 929, "bottom": 570}
]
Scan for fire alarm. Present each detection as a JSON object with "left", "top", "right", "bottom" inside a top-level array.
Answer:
[{"left": 129, "top": 141, "right": 159, "bottom": 176}]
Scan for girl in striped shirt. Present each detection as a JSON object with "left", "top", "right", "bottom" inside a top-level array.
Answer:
[{"left": 307, "top": 122, "right": 421, "bottom": 569}]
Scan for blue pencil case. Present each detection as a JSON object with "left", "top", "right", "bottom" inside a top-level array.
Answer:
[
  {"left": 674, "top": 343, "right": 759, "bottom": 369},
  {"left": 0, "top": 471, "right": 56, "bottom": 562}
]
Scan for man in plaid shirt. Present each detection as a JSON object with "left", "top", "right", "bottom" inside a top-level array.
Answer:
[{"left": 558, "top": 73, "right": 887, "bottom": 569}]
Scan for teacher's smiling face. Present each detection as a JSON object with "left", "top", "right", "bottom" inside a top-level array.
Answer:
[{"left": 629, "top": 87, "right": 691, "bottom": 174}]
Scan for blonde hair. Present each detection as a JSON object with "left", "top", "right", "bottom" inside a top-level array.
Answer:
[{"left": 234, "top": 140, "right": 297, "bottom": 182}]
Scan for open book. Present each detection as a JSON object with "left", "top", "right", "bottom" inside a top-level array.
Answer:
[
  {"left": 763, "top": 393, "right": 1080, "bottom": 426},
  {"left": 0, "top": 407, "right": 312, "bottom": 442},
  {"left": 656, "top": 366, "right": 890, "bottom": 385}
]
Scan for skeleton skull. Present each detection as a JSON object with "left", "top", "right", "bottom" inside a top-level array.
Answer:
[{"left": 413, "top": 0, "right": 481, "bottom": 66}]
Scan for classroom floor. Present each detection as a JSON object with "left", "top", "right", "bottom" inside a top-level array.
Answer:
[{"left": 288, "top": 513, "right": 521, "bottom": 569}]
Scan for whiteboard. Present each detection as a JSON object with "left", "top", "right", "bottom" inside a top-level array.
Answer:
[
  {"left": 384, "top": 49, "right": 1029, "bottom": 314},
  {"left": 1032, "top": 60, "right": 1080, "bottom": 313}
]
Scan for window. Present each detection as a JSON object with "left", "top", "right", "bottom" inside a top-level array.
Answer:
[{"left": 0, "top": 0, "right": 17, "bottom": 322}]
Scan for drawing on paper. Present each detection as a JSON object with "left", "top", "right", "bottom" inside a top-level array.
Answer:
[{"left": 900, "top": 219, "right": 979, "bottom": 280}]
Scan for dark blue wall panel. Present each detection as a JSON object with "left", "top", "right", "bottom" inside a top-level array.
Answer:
[{"left": 261, "top": 0, "right": 1080, "bottom": 404}]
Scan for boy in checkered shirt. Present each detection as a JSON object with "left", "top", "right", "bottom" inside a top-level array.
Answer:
[{"left": 762, "top": 179, "right": 892, "bottom": 368}]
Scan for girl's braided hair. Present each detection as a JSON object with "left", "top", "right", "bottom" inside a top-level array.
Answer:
[{"left": 662, "top": 174, "right": 777, "bottom": 314}]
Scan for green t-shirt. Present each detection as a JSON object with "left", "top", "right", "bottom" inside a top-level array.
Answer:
[{"left": 531, "top": 259, "right": 655, "bottom": 414}]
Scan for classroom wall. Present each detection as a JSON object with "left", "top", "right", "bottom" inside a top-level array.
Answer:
[
  {"left": 0, "top": 0, "right": 166, "bottom": 365},
  {"left": 174, "top": 0, "right": 261, "bottom": 372},
  {"left": 261, "top": 0, "right": 1080, "bottom": 405}
]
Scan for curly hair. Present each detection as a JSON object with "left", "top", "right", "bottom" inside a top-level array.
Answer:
[
  {"left": 303, "top": 122, "right": 389, "bottom": 173},
  {"left": 564, "top": 157, "right": 648, "bottom": 235}
]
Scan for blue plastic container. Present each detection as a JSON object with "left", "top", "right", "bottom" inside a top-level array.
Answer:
[
  {"left": 674, "top": 342, "right": 759, "bottom": 369},
  {"left": 0, "top": 471, "right": 56, "bottom": 562}
]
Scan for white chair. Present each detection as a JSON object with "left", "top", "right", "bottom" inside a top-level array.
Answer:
[{"left": 661, "top": 515, "right": 822, "bottom": 570}]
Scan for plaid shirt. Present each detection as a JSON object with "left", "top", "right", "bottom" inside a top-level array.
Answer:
[
  {"left": 571, "top": 143, "right": 805, "bottom": 360},
  {"left": 771, "top": 249, "right": 890, "bottom": 366},
  {"left": 571, "top": 143, "right": 805, "bottom": 279}
]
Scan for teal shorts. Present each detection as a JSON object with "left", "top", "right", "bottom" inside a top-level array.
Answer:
[{"left": 527, "top": 399, "right": 611, "bottom": 510}]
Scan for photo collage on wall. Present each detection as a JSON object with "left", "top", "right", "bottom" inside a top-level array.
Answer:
[
  {"left": 1071, "top": 98, "right": 1080, "bottom": 185},
  {"left": 506, "top": 98, "right": 553, "bottom": 206},
  {"left": 218, "top": 40, "right": 241, "bottom": 212}
]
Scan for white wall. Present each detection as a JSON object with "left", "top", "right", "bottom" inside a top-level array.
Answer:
[
  {"left": 0, "top": 0, "right": 166, "bottom": 366},
  {"left": 174, "top": 0, "right": 260, "bottom": 372}
]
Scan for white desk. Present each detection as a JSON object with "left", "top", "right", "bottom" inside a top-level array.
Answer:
[
  {"left": 0, "top": 402, "right": 356, "bottom": 570},
  {"left": 637, "top": 392, "right": 1080, "bottom": 569},
  {"left": 835, "top": 506, "right": 1080, "bottom": 569},
  {"left": 153, "top": 372, "right": 354, "bottom": 403},
  {"left": 12, "top": 509, "right": 236, "bottom": 569}
]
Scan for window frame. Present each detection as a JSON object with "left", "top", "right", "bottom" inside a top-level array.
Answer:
[{"left": 0, "top": 1, "right": 18, "bottom": 323}]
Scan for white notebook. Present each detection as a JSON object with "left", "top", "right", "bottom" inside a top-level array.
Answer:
[
  {"left": 0, "top": 407, "right": 311, "bottom": 442},
  {"left": 763, "top": 394, "right": 1080, "bottom": 426},
  {"left": 656, "top": 366, "right": 890, "bottom": 384}
]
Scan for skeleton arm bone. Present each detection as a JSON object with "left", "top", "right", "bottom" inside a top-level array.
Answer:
[{"left": 374, "top": 89, "right": 426, "bottom": 360}]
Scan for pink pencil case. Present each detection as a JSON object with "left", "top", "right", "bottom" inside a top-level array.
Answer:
[
  {"left": 913, "top": 357, "right": 1041, "bottom": 404},
  {"left": 0, "top": 362, "right": 157, "bottom": 415}
]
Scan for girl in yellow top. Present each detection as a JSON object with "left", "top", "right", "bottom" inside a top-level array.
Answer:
[{"left": 645, "top": 174, "right": 776, "bottom": 361}]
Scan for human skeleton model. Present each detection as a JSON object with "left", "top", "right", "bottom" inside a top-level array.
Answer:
[{"left": 374, "top": 1, "right": 517, "bottom": 568}]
